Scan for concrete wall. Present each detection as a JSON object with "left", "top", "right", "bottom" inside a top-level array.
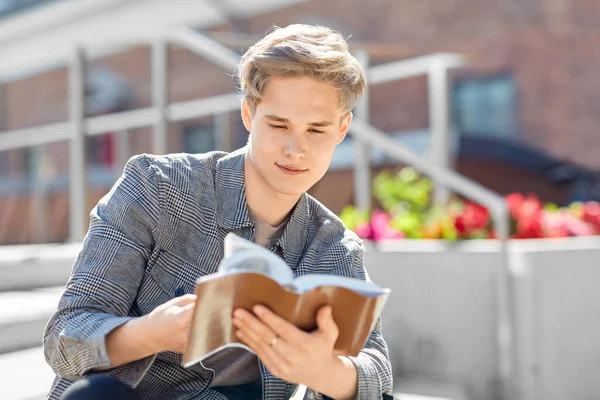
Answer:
[
  {"left": 514, "top": 244, "right": 600, "bottom": 400},
  {"left": 364, "top": 238, "right": 600, "bottom": 400}
]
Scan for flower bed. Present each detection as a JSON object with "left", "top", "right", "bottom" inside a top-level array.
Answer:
[{"left": 340, "top": 167, "right": 600, "bottom": 241}]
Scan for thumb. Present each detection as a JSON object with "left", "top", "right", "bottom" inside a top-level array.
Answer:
[{"left": 316, "top": 305, "right": 338, "bottom": 342}]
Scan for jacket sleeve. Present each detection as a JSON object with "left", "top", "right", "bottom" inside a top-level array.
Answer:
[
  {"left": 304, "top": 235, "right": 394, "bottom": 400},
  {"left": 43, "top": 154, "right": 162, "bottom": 386}
]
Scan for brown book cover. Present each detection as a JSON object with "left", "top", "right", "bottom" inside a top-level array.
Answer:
[{"left": 182, "top": 233, "right": 390, "bottom": 368}]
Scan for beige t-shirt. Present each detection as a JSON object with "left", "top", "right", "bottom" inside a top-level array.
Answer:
[
  {"left": 207, "top": 211, "right": 289, "bottom": 388},
  {"left": 250, "top": 210, "right": 288, "bottom": 249}
]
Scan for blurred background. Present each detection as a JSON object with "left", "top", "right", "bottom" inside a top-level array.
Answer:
[{"left": 1, "top": 0, "right": 600, "bottom": 399}]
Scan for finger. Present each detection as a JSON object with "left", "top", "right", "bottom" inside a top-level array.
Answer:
[
  {"left": 170, "top": 294, "right": 196, "bottom": 306},
  {"left": 233, "top": 309, "right": 278, "bottom": 345},
  {"left": 181, "top": 302, "right": 196, "bottom": 312},
  {"left": 178, "top": 301, "right": 196, "bottom": 316},
  {"left": 236, "top": 328, "right": 291, "bottom": 378},
  {"left": 252, "top": 305, "right": 305, "bottom": 343},
  {"left": 314, "top": 305, "right": 339, "bottom": 343},
  {"left": 233, "top": 310, "right": 297, "bottom": 361},
  {"left": 173, "top": 302, "right": 197, "bottom": 332}
]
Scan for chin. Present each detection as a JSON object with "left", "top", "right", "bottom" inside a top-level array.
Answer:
[{"left": 267, "top": 180, "right": 309, "bottom": 197}]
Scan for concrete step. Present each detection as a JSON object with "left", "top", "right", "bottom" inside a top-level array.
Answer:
[
  {"left": 0, "top": 287, "right": 63, "bottom": 354},
  {"left": 393, "top": 379, "right": 469, "bottom": 400},
  {"left": 0, "top": 243, "right": 78, "bottom": 291},
  {"left": 0, "top": 346, "right": 54, "bottom": 400}
]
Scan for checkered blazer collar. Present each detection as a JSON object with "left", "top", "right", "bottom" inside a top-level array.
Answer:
[
  {"left": 215, "top": 147, "right": 253, "bottom": 231},
  {"left": 215, "top": 147, "right": 309, "bottom": 269}
]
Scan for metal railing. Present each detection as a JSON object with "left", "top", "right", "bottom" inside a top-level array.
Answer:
[
  {"left": 349, "top": 119, "right": 515, "bottom": 400},
  {"left": 0, "top": 27, "right": 515, "bottom": 399},
  {"left": 355, "top": 51, "right": 465, "bottom": 209}
]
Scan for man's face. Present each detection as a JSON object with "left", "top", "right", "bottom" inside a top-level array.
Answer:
[{"left": 242, "top": 76, "right": 351, "bottom": 198}]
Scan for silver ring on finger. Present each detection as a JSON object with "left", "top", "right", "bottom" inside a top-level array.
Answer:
[{"left": 269, "top": 335, "right": 279, "bottom": 348}]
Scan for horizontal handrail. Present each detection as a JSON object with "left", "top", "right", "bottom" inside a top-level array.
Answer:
[
  {"left": 0, "top": 93, "right": 241, "bottom": 152},
  {"left": 369, "top": 52, "right": 466, "bottom": 85}
]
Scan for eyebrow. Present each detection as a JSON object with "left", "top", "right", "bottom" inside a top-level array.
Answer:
[{"left": 264, "top": 114, "right": 333, "bottom": 127}]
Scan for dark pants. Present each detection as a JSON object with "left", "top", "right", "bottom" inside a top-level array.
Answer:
[
  {"left": 59, "top": 375, "right": 262, "bottom": 400},
  {"left": 59, "top": 374, "right": 394, "bottom": 399},
  {"left": 59, "top": 375, "right": 141, "bottom": 400}
]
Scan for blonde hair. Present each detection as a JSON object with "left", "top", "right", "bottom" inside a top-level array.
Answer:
[{"left": 237, "top": 24, "right": 366, "bottom": 114}]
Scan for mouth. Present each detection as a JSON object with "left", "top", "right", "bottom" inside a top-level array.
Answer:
[{"left": 276, "top": 163, "right": 308, "bottom": 176}]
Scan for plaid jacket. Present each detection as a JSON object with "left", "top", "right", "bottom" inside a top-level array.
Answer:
[{"left": 43, "top": 147, "right": 393, "bottom": 399}]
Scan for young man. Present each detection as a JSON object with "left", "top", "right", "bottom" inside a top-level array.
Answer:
[{"left": 43, "top": 24, "right": 393, "bottom": 400}]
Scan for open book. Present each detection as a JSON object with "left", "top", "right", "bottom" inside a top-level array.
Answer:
[{"left": 182, "top": 232, "right": 390, "bottom": 368}]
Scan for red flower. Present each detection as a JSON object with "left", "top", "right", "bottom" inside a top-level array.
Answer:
[
  {"left": 506, "top": 192, "right": 543, "bottom": 220},
  {"left": 454, "top": 201, "right": 490, "bottom": 236},
  {"left": 513, "top": 213, "right": 544, "bottom": 239},
  {"left": 505, "top": 192, "right": 545, "bottom": 239},
  {"left": 582, "top": 202, "right": 600, "bottom": 233},
  {"left": 505, "top": 193, "right": 524, "bottom": 217}
]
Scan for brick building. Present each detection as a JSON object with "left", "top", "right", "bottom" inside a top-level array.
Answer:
[{"left": 1, "top": 0, "right": 600, "bottom": 244}]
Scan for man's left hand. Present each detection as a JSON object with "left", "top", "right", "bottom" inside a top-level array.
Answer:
[{"left": 232, "top": 304, "right": 339, "bottom": 389}]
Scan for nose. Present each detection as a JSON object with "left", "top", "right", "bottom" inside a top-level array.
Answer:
[{"left": 283, "top": 134, "right": 306, "bottom": 159}]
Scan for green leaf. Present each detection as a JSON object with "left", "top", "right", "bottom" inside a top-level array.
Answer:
[
  {"left": 390, "top": 212, "right": 423, "bottom": 238},
  {"left": 397, "top": 167, "right": 419, "bottom": 183},
  {"left": 339, "top": 205, "right": 369, "bottom": 230}
]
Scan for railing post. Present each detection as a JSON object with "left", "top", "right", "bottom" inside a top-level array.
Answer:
[
  {"left": 354, "top": 49, "right": 372, "bottom": 212},
  {"left": 493, "top": 205, "right": 518, "bottom": 400},
  {"left": 152, "top": 38, "right": 168, "bottom": 155},
  {"left": 114, "top": 129, "right": 130, "bottom": 173},
  {"left": 30, "top": 146, "right": 48, "bottom": 243},
  {"left": 428, "top": 60, "right": 452, "bottom": 205},
  {"left": 215, "top": 112, "right": 231, "bottom": 152},
  {"left": 68, "top": 46, "right": 88, "bottom": 243}
]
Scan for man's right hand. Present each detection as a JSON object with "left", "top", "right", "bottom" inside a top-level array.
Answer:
[
  {"left": 144, "top": 294, "right": 197, "bottom": 354},
  {"left": 101, "top": 294, "right": 197, "bottom": 371}
]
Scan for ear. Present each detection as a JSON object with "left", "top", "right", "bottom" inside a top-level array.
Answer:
[
  {"left": 336, "top": 112, "right": 352, "bottom": 145},
  {"left": 241, "top": 100, "right": 253, "bottom": 132}
]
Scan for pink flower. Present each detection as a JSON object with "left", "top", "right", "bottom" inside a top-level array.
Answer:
[
  {"left": 540, "top": 212, "right": 569, "bottom": 238},
  {"left": 354, "top": 222, "right": 372, "bottom": 240},
  {"left": 369, "top": 210, "right": 405, "bottom": 241},
  {"left": 553, "top": 210, "right": 595, "bottom": 237}
]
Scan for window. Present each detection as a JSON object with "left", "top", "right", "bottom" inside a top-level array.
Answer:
[
  {"left": 452, "top": 73, "right": 517, "bottom": 137},
  {"left": 183, "top": 124, "right": 216, "bottom": 154},
  {"left": 85, "top": 67, "right": 134, "bottom": 168},
  {"left": 87, "top": 134, "right": 115, "bottom": 167}
]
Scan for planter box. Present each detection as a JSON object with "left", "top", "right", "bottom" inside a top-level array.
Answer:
[{"left": 364, "top": 237, "right": 600, "bottom": 400}]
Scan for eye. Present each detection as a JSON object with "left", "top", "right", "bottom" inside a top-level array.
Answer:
[
  {"left": 268, "top": 124, "right": 286, "bottom": 130},
  {"left": 309, "top": 128, "right": 325, "bottom": 134}
]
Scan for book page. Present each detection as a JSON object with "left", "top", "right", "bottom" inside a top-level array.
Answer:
[
  {"left": 217, "top": 233, "right": 294, "bottom": 285},
  {"left": 224, "top": 232, "right": 261, "bottom": 258},
  {"left": 292, "top": 274, "right": 390, "bottom": 297}
]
